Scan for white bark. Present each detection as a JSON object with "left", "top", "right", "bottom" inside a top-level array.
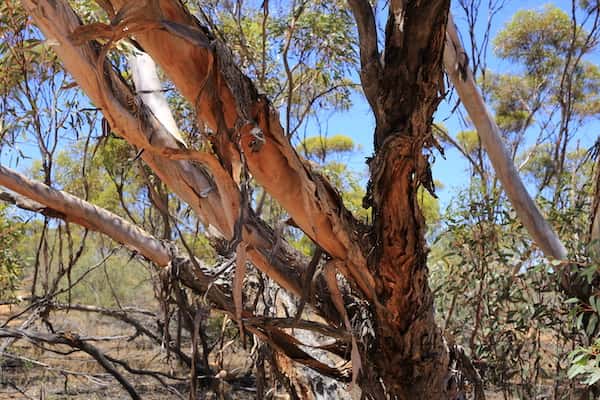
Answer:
[
  {"left": 128, "top": 50, "right": 186, "bottom": 147},
  {"left": 444, "top": 13, "right": 568, "bottom": 260},
  {"left": 0, "top": 165, "right": 171, "bottom": 265}
]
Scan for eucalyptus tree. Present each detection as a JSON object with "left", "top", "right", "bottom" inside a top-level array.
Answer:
[{"left": 1, "top": 0, "right": 590, "bottom": 398}]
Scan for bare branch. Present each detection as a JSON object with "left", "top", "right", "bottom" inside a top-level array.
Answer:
[
  {"left": 0, "top": 190, "right": 69, "bottom": 220},
  {"left": 347, "top": 0, "right": 381, "bottom": 116},
  {"left": 49, "top": 302, "right": 196, "bottom": 369},
  {"left": 432, "top": 126, "right": 485, "bottom": 178},
  {"left": 0, "top": 352, "right": 110, "bottom": 383},
  {"left": 444, "top": 13, "right": 568, "bottom": 260},
  {"left": 0, "top": 165, "right": 171, "bottom": 265}
]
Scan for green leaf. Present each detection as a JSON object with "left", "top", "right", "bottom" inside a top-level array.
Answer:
[
  {"left": 568, "top": 363, "right": 586, "bottom": 379},
  {"left": 586, "top": 314, "right": 598, "bottom": 337}
]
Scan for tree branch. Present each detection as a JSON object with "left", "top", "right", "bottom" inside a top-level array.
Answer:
[
  {"left": 347, "top": 0, "right": 381, "bottom": 116},
  {"left": 444, "top": 12, "right": 568, "bottom": 260},
  {"left": 19, "top": 0, "right": 328, "bottom": 303},
  {"left": 0, "top": 165, "right": 171, "bottom": 265},
  {"left": 94, "top": 0, "right": 374, "bottom": 297}
]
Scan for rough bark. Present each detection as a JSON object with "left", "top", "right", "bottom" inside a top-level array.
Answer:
[{"left": 348, "top": 1, "right": 451, "bottom": 397}]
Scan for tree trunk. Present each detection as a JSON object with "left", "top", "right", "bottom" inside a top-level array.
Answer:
[
  {"left": 380, "top": 4, "right": 451, "bottom": 397},
  {"left": 350, "top": 1, "right": 451, "bottom": 397},
  {"left": 364, "top": 134, "right": 450, "bottom": 398}
]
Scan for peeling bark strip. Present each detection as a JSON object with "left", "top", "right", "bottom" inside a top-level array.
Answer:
[
  {"left": 128, "top": 50, "right": 185, "bottom": 147},
  {"left": 444, "top": 13, "right": 567, "bottom": 260}
]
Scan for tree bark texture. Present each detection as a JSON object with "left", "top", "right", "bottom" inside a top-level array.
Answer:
[{"left": 361, "top": 2, "right": 451, "bottom": 397}]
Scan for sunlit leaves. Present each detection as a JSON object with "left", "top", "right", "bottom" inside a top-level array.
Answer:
[
  {"left": 297, "top": 133, "right": 357, "bottom": 162},
  {"left": 494, "top": 6, "right": 583, "bottom": 77},
  {"left": 491, "top": 4, "right": 600, "bottom": 135},
  {"left": 0, "top": 0, "right": 60, "bottom": 97},
  {"left": 568, "top": 340, "right": 600, "bottom": 385},
  {"left": 571, "top": 62, "right": 600, "bottom": 116},
  {"left": 481, "top": 73, "right": 536, "bottom": 133},
  {"left": 455, "top": 130, "right": 480, "bottom": 154}
]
